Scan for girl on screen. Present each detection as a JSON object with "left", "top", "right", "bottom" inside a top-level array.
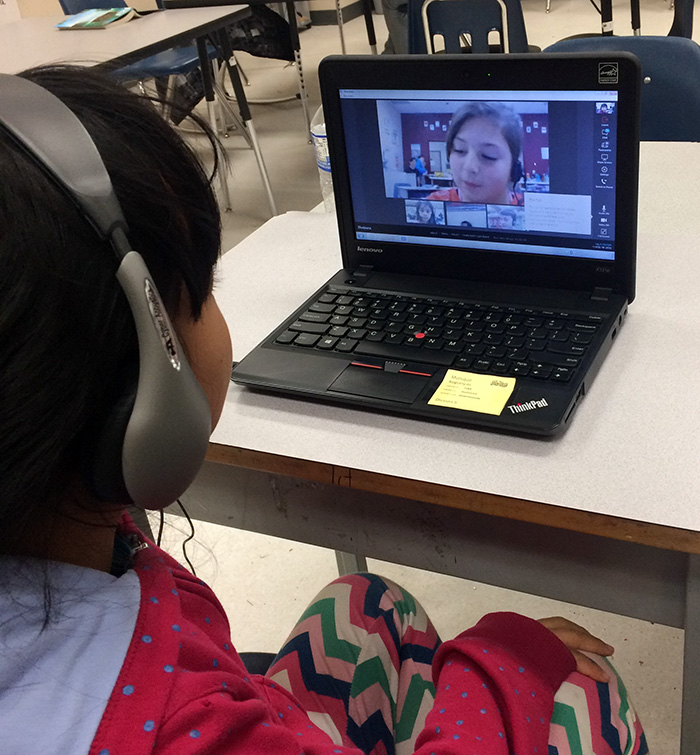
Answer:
[
  {"left": 416, "top": 199, "right": 437, "bottom": 224},
  {"left": 428, "top": 101, "right": 525, "bottom": 206},
  {"left": 0, "top": 65, "right": 646, "bottom": 755}
]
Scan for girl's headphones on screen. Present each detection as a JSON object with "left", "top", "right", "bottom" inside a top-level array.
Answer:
[{"left": 0, "top": 73, "right": 212, "bottom": 510}]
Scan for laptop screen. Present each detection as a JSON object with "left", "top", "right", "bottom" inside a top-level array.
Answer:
[{"left": 339, "top": 88, "right": 618, "bottom": 262}]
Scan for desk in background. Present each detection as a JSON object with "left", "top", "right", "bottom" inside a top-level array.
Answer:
[
  {"left": 0, "top": 6, "right": 248, "bottom": 72},
  {"left": 187, "top": 141, "right": 700, "bottom": 749},
  {"left": 0, "top": 7, "right": 280, "bottom": 214}
]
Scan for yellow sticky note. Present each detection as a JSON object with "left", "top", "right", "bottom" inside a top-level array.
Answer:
[{"left": 428, "top": 370, "right": 516, "bottom": 415}]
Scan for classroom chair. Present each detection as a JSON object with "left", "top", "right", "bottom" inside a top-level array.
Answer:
[
  {"left": 408, "top": 0, "right": 535, "bottom": 55},
  {"left": 545, "top": 35, "right": 700, "bottom": 142}
]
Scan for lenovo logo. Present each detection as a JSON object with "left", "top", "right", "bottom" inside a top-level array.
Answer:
[{"left": 357, "top": 246, "right": 383, "bottom": 254}]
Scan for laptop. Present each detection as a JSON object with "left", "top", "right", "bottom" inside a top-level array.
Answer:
[{"left": 231, "top": 53, "right": 641, "bottom": 436}]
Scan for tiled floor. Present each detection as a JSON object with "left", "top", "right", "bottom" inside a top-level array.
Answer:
[{"left": 167, "top": 6, "right": 700, "bottom": 751}]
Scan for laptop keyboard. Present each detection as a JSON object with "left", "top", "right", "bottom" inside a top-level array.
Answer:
[{"left": 273, "top": 286, "right": 605, "bottom": 383}]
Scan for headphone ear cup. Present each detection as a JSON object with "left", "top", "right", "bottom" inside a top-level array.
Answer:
[
  {"left": 511, "top": 159, "right": 524, "bottom": 185},
  {"left": 82, "top": 368, "right": 138, "bottom": 504}
]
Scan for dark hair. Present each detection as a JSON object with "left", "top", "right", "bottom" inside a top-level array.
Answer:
[
  {"left": 445, "top": 101, "right": 523, "bottom": 167},
  {"left": 0, "top": 65, "right": 222, "bottom": 554},
  {"left": 416, "top": 200, "right": 436, "bottom": 223}
]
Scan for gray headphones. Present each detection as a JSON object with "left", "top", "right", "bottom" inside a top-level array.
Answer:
[{"left": 0, "top": 73, "right": 212, "bottom": 509}]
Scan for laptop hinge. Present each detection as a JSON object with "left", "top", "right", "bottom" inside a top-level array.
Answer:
[
  {"left": 350, "top": 264, "right": 374, "bottom": 284},
  {"left": 591, "top": 287, "right": 613, "bottom": 302}
]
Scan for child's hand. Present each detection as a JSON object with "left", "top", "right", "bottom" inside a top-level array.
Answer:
[{"left": 538, "top": 616, "right": 615, "bottom": 683}]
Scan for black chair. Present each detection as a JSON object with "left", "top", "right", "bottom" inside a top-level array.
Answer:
[
  {"left": 409, "top": 0, "right": 534, "bottom": 54},
  {"left": 239, "top": 651, "right": 276, "bottom": 675},
  {"left": 545, "top": 35, "right": 700, "bottom": 142}
]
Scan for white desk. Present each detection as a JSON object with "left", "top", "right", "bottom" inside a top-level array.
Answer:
[
  {"left": 0, "top": 7, "right": 248, "bottom": 73},
  {"left": 182, "top": 141, "right": 700, "bottom": 750},
  {"left": 0, "top": 7, "right": 281, "bottom": 215}
]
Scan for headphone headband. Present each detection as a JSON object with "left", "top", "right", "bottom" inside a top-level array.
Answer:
[{"left": 0, "top": 73, "right": 211, "bottom": 509}]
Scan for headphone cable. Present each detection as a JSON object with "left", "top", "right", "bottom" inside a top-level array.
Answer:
[
  {"left": 156, "top": 509, "right": 165, "bottom": 547},
  {"left": 176, "top": 498, "right": 197, "bottom": 577}
]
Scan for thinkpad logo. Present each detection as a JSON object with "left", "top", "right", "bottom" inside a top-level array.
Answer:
[{"left": 507, "top": 398, "right": 548, "bottom": 414}]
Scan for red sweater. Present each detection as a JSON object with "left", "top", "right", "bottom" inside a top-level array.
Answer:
[{"left": 89, "top": 518, "right": 575, "bottom": 754}]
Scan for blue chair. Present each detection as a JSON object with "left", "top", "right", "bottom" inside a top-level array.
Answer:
[
  {"left": 545, "top": 35, "right": 700, "bottom": 142},
  {"left": 409, "top": 0, "right": 534, "bottom": 54}
]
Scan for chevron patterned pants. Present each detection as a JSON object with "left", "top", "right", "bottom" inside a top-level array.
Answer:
[{"left": 267, "top": 573, "right": 648, "bottom": 755}]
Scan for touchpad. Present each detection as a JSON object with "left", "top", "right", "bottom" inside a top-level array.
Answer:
[{"left": 329, "top": 364, "right": 428, "bottom": 404}]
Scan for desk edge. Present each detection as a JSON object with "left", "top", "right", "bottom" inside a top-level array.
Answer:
[{"left": 206, "top": 442, "right": 700, "bottom": 555}]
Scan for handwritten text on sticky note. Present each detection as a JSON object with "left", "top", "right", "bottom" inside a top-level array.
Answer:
[{"left": 428, "top": 370, "right": 516, "bottom": 415}]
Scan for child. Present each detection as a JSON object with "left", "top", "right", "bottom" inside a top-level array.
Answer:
[
  {"left": 0, "top": 65, "right": 647, "bottom": 754},
  {"left": 427, "top": 102, "right": 525, "bottom": 206}
]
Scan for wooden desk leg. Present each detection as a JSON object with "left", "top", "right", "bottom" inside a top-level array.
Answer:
[{"left": 681, "top": 553, "right": 700, "bottom": 752}]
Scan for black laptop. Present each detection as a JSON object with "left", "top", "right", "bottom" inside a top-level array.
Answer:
[{"left": 232, "top": 53, "right": 641, "bottom": 436}]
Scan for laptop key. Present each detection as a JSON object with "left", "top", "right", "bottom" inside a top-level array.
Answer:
[
  {"left": 539, "top": 352, "right": 580, "bottom": 368},
  {"left": 511, "top": 362, "right": 530, "bottom": 376},
  {"left": 290, "top": 321, "right": 329, "bottom": 334},
  {"left": 275, "top": 331, "right": 297, "bottom": 344},
  {"left": 552, "top": 367, "right": 574, "bottom": 382},
  {"left": 300, "top": 311, "right": 331, "bottom": 324},
  {"left": 317, "top": 336, "right": 339, "bottom": 350},
  {"left": 309, "top": 303, "right": 335, "bottom": 313},
  {"left": 354, "top": 342, "right": 456, "bottom": 366},
  {"left": 336, "top": 338, "right": 359, "bottom": 353},
  {"left": 366, "top": 331, "right": 385, "bottom": 342},
  {"left": 295, "top": 333, "right": 320, "bottom": 347},
  {"left": 329, "top": 326, "right": 349, "bottom": 338},
  {"left": 548, "top": 343, "right": 586, "bottom": 356},
  {"left": 529, "top": 364, "right": 553, "bottom": 379},
  {"left": 454, "top": 356, "right": 474, "bottom": 370}
]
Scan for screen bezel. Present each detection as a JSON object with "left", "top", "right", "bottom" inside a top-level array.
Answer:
[{"left": 319, "top": 53, "right": 640, "bottom": 302}]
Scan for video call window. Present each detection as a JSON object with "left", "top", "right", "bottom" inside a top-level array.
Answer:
[
  {"left": 343, "top": 88, "right": 618, "bottom": 259},
  {"left": 377, "top": 96, "right": 601, "bottom": 238},
  {"left": 379, "top": 99, "right": 550, "bottom": 210},
  {"left": 405, "top": 199, "right": 446, "bottom": 225}
]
